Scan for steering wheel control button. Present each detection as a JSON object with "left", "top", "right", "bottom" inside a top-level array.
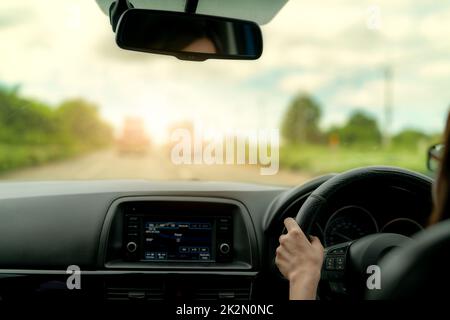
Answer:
[
  {"left": 126, "top": 241, "right": 137, "bottom": 253},
  {"left": 329, "top": 247, "right": 346, "bottom": 255},
  {"left": 335, "top": 256, "right": 345, "bottom": 270},
  {"left": 325, "top": 257, "right": 336, "bottom": 270},
  {"left": 330, "top": 282, "right": 347, "bottom": 294},
  {"left": 219, "top": 243, "right": 231, "bottom": 254}
]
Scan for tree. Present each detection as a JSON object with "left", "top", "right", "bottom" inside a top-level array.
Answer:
[
  {"left": 281, "top": 94, "right": 322, "bottom": 144},
  {"left": 337, "top": 110, "right": 382, "bottom": 146},
  {"left": 392, "top": 129, "right": 429, "bottom": 148},
  {"left": 0, "top": 87, "right": 58, "bottom": 144},
  {"left": 56, "top": 98, "right": 113, "bottom": 148}
]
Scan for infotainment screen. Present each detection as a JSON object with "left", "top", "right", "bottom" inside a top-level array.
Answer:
[{"left": 142, "top": 219, "right": 213, "bottom": 261}]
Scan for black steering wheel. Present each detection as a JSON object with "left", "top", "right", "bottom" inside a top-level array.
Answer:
[{"left": 294, "top": 166, "right": 432, "bottom": 299}]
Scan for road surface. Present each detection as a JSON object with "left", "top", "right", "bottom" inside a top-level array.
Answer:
[{"left": 1, "top": 148, "right": 311, "bottom": 186}]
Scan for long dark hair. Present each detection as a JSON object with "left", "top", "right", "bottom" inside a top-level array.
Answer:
[{"left": 429, "top": 112, "right": 450, "bottom": 225}]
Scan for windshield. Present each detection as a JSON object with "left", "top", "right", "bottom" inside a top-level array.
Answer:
[{"left": 0, "top": 0, "right": 448, "bottom": 186}]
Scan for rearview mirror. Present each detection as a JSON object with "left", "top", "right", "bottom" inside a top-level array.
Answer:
[{"left": 115, "top": 9, "right": 263, "bottom": 61}]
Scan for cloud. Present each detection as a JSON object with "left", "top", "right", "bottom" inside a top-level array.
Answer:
[
  {"left": 279, "top": 73, "right": 332, "bottom": 94},
  {"left": 331, "top": 80, "right": 384, "bottom": 110},
  {"left": 418, "top": 11, "right": 450, "bottom": 43},
  {"left": 419, "top": 61, "right": 450, "bottom": 79}
]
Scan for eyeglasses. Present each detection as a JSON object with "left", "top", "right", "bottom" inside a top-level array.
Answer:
[{"left": 427, "top": 143, "right": 445, "bottom": 172}]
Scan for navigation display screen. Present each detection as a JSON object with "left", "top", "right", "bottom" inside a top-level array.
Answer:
[{"left": 143, "top": 219, "right": 213, "bottom": 261}]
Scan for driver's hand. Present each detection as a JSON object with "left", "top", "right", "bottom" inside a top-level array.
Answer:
[{"left": 275, "top": 217, "right": 324, "bottom": 300}]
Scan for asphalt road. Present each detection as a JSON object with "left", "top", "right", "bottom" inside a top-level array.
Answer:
[{"left": 1, "top": 148, "right": 311, "bottom": 186}]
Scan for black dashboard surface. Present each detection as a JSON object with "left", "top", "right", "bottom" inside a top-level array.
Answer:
[{"left": 0, "top": 180, "right": 286, "bottom": 270}]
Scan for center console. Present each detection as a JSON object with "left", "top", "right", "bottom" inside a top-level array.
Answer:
[
  {"left": 96, "top": 196, "right": 258, "bottom": 300},
  {"left": 124, "top": 213, "right": 233, "bottom": 262},
  {"left": 102, "top": 196, "right": 255, "bottom": 270}
]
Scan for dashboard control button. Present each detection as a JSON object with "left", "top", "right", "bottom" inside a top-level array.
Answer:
[
  {"left": 126, "top": 241, "right": 137, "bottom": 253},
  {"left": 219, "top": 243, "right": 231, "bottom": 254},
  {"left": 219, "top": 218, "right": 230, "bottom": 224}
]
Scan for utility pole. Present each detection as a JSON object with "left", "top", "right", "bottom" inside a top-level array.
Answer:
[{"left": 383, "top": 66, "right": 393, "bottom": 148}]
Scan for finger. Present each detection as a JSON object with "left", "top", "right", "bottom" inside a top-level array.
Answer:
[
  {"left": 277, "top": 243, "right": 292, "bottom": 255},
  {"left": 310, "top": 236, "right": 324, "bottom": 250},
  {"left": 275, "top": 246, "right": 286, "bottom": 258},
  {"left": 284, "top": 218, "right": 308, "bottom": 241},
  {"left": 279, "top": 234, "right": 288, "bottom": 245},
  {"left": 284, "top": 217, "right": 301, "bottom": 233},
  {"left": 278, "top": 235, "right": 296, "bottom": 254},
  {"left": 274, "top": 255, "right": 281, "bottom": 267}
]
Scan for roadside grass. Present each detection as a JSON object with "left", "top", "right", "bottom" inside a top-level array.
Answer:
[
  {"left": 280, "top": 144, "right": 429, "bottom": 175},
  {"left": 0, "top": 144, "right": 87, "bottom": 174},
  {"left": 0, "top": 142, "right": 431, "bottom": 178}
]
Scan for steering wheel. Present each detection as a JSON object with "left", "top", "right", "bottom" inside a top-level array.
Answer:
[
  {"left": 294, "top": 166, "right": 432, "bottom": 299},
  {"left": 367, "top": 219, "right": 450, "bottom": 299}
]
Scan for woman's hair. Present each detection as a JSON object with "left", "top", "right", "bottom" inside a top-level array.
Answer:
[{"left": 429, "top": 111, "right": 450, "bottom": 225}]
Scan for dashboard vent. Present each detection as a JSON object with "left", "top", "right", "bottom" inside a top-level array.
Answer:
[
  {"left": 104, "top": 277, "right": 252, "bottom": 301},
  {"left": 194, "top": 287, "right": 251, "bottom": 301},
  {"left": 105, "top": 287, "right": 165, "bottom": 301},
  {"left": 104, "top": 277, "right": 165, "bottom": 301},
  {"left": 193, "top": 281, "right": 252, "bottom": 301}
]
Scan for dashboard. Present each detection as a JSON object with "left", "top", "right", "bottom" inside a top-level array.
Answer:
[{"left": 0, "top": 169, "right": 433, "bottom": 301}]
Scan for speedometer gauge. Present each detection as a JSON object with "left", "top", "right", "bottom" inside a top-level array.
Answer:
[{"left": 324, "top": 206, "right": 378, "bottom": 247}]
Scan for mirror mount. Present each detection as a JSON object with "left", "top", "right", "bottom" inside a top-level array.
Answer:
[
  {"left": 109, "top": 0, "right": 134, "bottom": 32},
  {"left": 110, "top": 0, "right": 198, "bottom": 31},
  {"left": 184, "top": 0, "right": 199, "bottom": 14}
]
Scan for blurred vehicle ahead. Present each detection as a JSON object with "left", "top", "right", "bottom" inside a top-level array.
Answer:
[{"left": 117, "top": 118, "right": 151, "bottom": 154}]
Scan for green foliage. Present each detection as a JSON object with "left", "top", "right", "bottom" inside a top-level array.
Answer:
[
  {"left": 56, "top": 99, "right": 113, "bottom": 148},
  {"left": 0, "top": 89, "right": 59, "bottom": 145},
  {"left": 330, "top": 111, "right": 382, "bottom": 147},
  {"left": 0, "top": 87, "right": 113, "bottom": 173},
  {"left": 392, "top": 128, "right": 429, "bottom": 148},
  {"left": 281, "top": 94, "right": 323, "bottom": 144},
  {"left": 280, "top": 144, "right": 428, "bottom": 175}
]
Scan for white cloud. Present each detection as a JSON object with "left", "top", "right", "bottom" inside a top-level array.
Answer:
[
  {"left": 331, "top": 80, "right": 384, "bottom": 110},
  {"left": 418, "top": 11, "right": 450, "bottom": 43},
  {"left": 279, "top": 73, "right": 331, "bottom": 94},
  {"left": 419, "top": 61, "right": 450, "bottom": 79}
]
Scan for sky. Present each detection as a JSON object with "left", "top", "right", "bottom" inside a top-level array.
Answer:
[{"left": 1, "top": 0, "right": 450, "bottom": 144}]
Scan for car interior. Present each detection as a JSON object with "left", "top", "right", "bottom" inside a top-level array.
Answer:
[{"left": 0, "top": 0, "right": 449, "bottom": 303}]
